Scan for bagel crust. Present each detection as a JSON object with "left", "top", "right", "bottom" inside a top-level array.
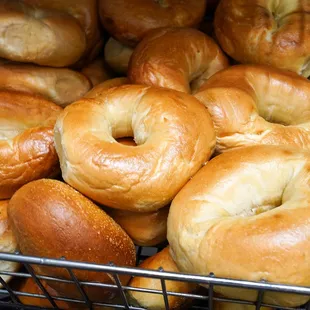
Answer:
[
  {"left": 128, "top": 27, "right": 229, "bottom": 93},
  {"left": 214, "top": 0, "right": 310, "bottom": 77},
  {"left": 195, "top": 65, "right": 310, "bottom": 153},
  {"left": 0, "top": 91, "right": 62, "bottom": 199},
  {"left": 99, "top": 0, "right": 207, "bottom": 47},
  {"left": 54, "top": 85, "right": 216, "bottom": 212},
  {"left": 168, "top": 145, "right": 310, "bottom": 307}
]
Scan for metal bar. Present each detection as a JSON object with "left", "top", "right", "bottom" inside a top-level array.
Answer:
[
  {"left": 0, "top": 275, "right": 21, "bottom": 304},
  {"left": 1, "top": 253, "right": 310, "bottom": 295},
  {"left": 255, "top": 280, "right": 266, "bottom": 310},
  {"left": 208, "top": 273, "right": 214, "bottom": 310},
  {"left": 109, "top": 263, "right": 130, "bottom": 310},
  {"left": 159, "top": 267, "right": 170, "bottom": 310},
  {"left": 306, "top": 300, "right": 310, "bottom": 310},
  {"left": 24, "top": 263, "right": 59, "bottom": 309},
  {"left": 66, "top": 267, "right": 92, "bottom": 309}
]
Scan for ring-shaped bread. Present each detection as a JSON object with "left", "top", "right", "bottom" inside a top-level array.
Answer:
[
  {"left": 195, "top": 65, "right": 310, "bottom": 153},
  {"left": 0, "top": 91, "right": 62, "bottom": 199},
  {"left": 168, "top": 145, "right": 310, "bottom": 307},
  {"left": 214, "top": 0, "right": 310, "bottom": 77},
  {"left": 54, "top": 85, "right": 216, "bottom": 212},
  {"left": 99, "top": 0, "right": 207, "bottom": 47},
  {"left": 128, "top": 28, "right": 229, "bottom": 94}
]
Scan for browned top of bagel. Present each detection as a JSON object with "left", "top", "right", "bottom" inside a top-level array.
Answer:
[
  {"left": 99, "top": 0, "right": 207, "bottom": 47},
  {"left": 128, "top": 27, "right": 229, "bottom": 93},
  {"left": 214, "top": 0, "right": 310, "bottom": 77}
]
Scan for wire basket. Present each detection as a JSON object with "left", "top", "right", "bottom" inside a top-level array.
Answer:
[{"left": 1, "top": 246, "right": 310, "bottom": 310}]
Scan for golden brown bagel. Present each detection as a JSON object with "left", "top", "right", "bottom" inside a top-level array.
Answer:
[
  {"left": 0, "top": 200, "right": 19, "bottom": 287},
  {"left": 8, "top": 179, "right": 136, "bottom": 302},
  {"left": 195, "top": 65, "right": 310, "bottom": 153},
  {"left": 0, "top": 91, "right": 61, "bottom": 199},
  {"left": 84, "top": 77, "right": 129, "bottom": 99},
  {"left": 128, "top": 28, "right": 229, "bottom": 93},
  {"left": 104, "top": 37, "right": 134, "bottom": 74},
  {"left": 128, "top": 247, "right": 197, "bottom": 310},
  {"left": 54, "top": 85, "right": 216, "bottom": 212},
  {"left": 99, "top": 1, "right": 207, "bottom": 47},
  {"left": 0, "top": 63, "right": 91, "bottom": 107},
  {"left": 214, "top": 0, "right": 310, "bottom": 77},
  {"left": 108, "top": 206, "right": 169, "bottom": 246},
  {"left": 167, "top": 145, "right": 310, "bottom": 307},
  {"left": 81, "top": 56, "right": 112, "bottom": 87},
  {"left": 214, "top": 302, "right": 271, "bottom": 310}
]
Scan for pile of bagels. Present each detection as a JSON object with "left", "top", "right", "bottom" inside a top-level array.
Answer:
[{"left": 1, "top": 0, "right": 310, "bottom": 309}]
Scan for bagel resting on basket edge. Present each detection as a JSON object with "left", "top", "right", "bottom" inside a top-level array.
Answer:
[
  {"left": 54, "top": 85, "right": 216, "bottom": 212},
  {"left": 167, "top": 145, "right": 310, "bottom": 307}
]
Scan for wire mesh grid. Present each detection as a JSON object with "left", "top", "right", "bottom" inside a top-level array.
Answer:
[{"left": 0, "top": 245, "right": 310, "bottom": 310}]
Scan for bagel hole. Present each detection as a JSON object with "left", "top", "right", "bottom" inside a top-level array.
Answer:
[{"left": 116, "top": 137, "right": 137, "bottom": 146}]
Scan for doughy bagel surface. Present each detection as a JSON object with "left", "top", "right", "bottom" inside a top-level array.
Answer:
[
  {"left": 55, "top": 85, "right": 215, "bottom": 212},
  {"left": 0, "top": 91, "right": 62, "bottom": 199},
  {"left": 214, "top": 0, "right": 310, "bottom": 77},
  {"left": 99, "top": 0, "right": 207, "bottom": 47},
  {"left": 128, "top": 27, "right": 229, "bottom": 93},
  {"left": 167, "top": 145, "right": 310, "bottom": 307},
  {"left": 195, "top": 65, "right": 310, "bottom": 153}
]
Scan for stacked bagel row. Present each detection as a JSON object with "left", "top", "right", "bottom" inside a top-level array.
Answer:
[{"left": 1, "top": 0, "right": 310, "bottom": 309}]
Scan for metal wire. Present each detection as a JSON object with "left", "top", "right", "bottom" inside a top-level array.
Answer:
[{"left": 0, "top": 249, "right": 310, "bottom": 310}]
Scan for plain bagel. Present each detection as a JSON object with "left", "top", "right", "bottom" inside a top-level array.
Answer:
[
  {"left": 0, "top": 91, "right": 62, "bottom": 199},
  {"left": 167, "top": 145, "right": 310, "bottom": 307},
  {"left": 214, "top": 0, "right": 310, "bottom": 77},
  {"left": 128, "top": 27, "right": 229, "bottom": 93},
  {"left": 54, "top": 85, "right": 215, "bottom": 212},
  {"left": 0, "top": 63, "right": 91, "bottom": 107},
  {"left": 99, "top": 0, "right": 207, "bottom": 47},
  {"left": 195, "top": 65, "right": 310, "bottom": 153}
]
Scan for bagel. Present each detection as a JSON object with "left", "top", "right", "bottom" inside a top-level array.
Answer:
[
  {"left": 0, "top": 63, "right": 91, "bottom": 107},
  {"left": 104, "top": 37, "right": 134, "bottom": 74},
  {"left": 99, "top": 0, "right": 207, "bottom": 47},
  {"left": 195, "top": 65, "right": 310, "bottom": 153},
  {"left": 8, "top": 179, "right": 136, "bottom": 302},
  {"left": 0, "top": 91, "right": 62, "bottom": 199},
  {"left": 214, "top": 302, "right": 271, "bottom": 310},
  {"left": 167, "top": 145, "right": 310, "bottom": 307},
  {"left": 128, "top": 247, "right": 197, "bottom": 310},
  {"left": 0, "top": 200, "right": 19, "bottom": 287},
  {"left": 214, "top": 0, "right": 310, "bottom": 77},
  {"left": 107, "top": 205, "right": 169, "bottom": 246},
  {"left": 54, "top": 85, "right": 215, "bottom": 212},
  {"left": 84, "top": 77, "right": 129, "bottom": 99},
  {"left": 81, "top": 56, "right": 112, "bottom": 87},
  {"left": 128, "top": 28, "right": 229, "bottom": 93}
]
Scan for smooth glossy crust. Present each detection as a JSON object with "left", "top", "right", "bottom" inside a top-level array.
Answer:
[
  {"left": 8, "top": 179, "right": 136, "bottom": 301},
  {"left": 104, "top": 37, "right": 134, "bottom": 74},
  {"left": 128, "top": 247, "right": 197, "bottom": 309},
  {"left": 0, "top": 200, "right": 19, "bottom": 286},
  {"left": 195, "top": 65, "right": 310, "bottom": 153},
  {"left": 108, "top": 205, "right": 169, "bottom": 246},
  {"left": 168, "top": 145, "right": 310, "bottom": 307},
  {"left": 0, "top": 91, "right": 62, "bottom": 199},
  {"left": 0, "top": 63, "right": 91, "bottom": 107},
  {"left": 99, "top": 0, "right": 207, "bottom": 46},
  {"left": 214, "top": 0, "right": 310, "bottom": 77},
  {"left": 128, "top": 27, "right": 229, "bottom": 93},
  {"left": 55, "top": 85, "right": 216, "bottom": 212}
]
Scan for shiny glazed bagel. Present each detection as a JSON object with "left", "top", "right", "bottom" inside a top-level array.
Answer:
[
  {"left": 0, "top": 91, "right": 62, "bottom": 199},
  {"left": 0, "top": 63, "right": 91, "bottom": 107},
  {"left": 8, "top": 179, "right": 136, "bottom": 302},
  {"left": 104, "top": 37, "right": 134, "bottom": 74},
  {"left": 54, "top": 85, "right": 216, "bottom": 212},
  {"left": 167, "top": 145, "right": 310, "bottom": 307},
  {"left": 108, "top": 205, "right": 169, "bottom": 246},
  {"left": 195, "top": 65, "right": 310, "bottom": 153},
  {"left": 0, "top": 200, "right": 19, "bottom": 287},
  {"left": 128, "top": 28, "right": 229, "bottom": 93},
  {"left": 214, "top": 0, "right": 310, "bottom": 77},
  {"left": 99, "top": 0, "right": 207, "bottom": 47}
]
